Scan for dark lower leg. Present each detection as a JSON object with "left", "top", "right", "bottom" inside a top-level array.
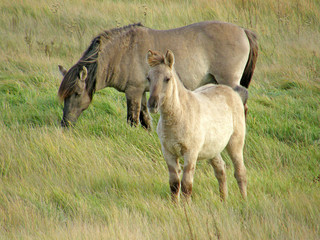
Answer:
[
  {"left": 126, "top": 98, "right": 140, "bottom": 127},
  {"left": 139, "top": 93, "right": 151, "bottom": 130},
  {"left": 181, "top": 163, "right": 195, "bottom": 203},
  {"left": 181, "top": 181, "right": 193, "bottom": 199},
  {"left": 167, "top": 161, "right": 181, "bottom": 203},
  {"left": 170, "top": 180, "right": 180, "bottom": 203}
]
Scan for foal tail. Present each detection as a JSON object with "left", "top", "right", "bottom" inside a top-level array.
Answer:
[
  {"left": 240, "top": 29, "right": 258, "bottom": 88},
  {"left": 234, "top": 85, "right": 248, "bottom": 105}
]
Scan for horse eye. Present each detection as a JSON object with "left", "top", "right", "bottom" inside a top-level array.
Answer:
[
  {"left": 164, "top": 77, "right": 170, "bottom": 82},
  {"left": 146, "top": 77, "right": 150, "bottom": 82}
]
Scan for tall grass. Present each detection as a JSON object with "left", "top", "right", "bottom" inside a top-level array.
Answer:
[{"left": 0, "top": 0, "right": 319, "bottom": 239}]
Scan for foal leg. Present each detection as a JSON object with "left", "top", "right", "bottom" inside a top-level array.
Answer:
[
  {"left": 209, "top": 154, "right": 228, "bottom": 201},
  {"left": 163, "top": 150, "right": 181, "bottom": 203},
  {"left": 125, "top": 87, "right": 143, "bottom": 127},
  {"left": 181, "top": 152, "right": 197, "bottom": 203},
  {"left": 139, "top": 92, "right": 152, "bottom": 130},
  {"left": 227, "top": 137, "right": 247, "bottom": 200}
]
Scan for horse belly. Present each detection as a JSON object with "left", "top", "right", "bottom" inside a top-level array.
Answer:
[
  {"left": 197, "top": 105, "right": 234, "bottom": 160},
  {"left": 198, "top": 130, "right": 232, "bottom": 160}
]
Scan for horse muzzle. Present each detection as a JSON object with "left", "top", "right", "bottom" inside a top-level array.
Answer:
[
  {"left": 147, "top": 96, "right": 159, "bottom": 113},
  {"left": 61, "top": 118, "right": 74, "bottom": 128},
  {"left": 148, "top": 106, "right": 159, "bottom": 114}
]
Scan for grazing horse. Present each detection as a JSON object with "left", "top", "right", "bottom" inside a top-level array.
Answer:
[
  {"left": 146, "top": 49, "right": 247, "bottom": 202},
  {"left": 58, "top": 21, "right": 258, "bottom": 128}
]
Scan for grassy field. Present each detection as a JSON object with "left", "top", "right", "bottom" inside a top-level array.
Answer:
[{"left": 0, "top": 0, "right": 320, "bottom": 239}]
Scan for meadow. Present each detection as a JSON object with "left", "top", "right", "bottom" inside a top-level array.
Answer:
[{"left": 0, "top": 0, "right": 319, "bottom": 239}]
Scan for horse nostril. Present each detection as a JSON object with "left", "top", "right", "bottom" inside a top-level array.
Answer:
[
  {"left": 147, "top": 96, "right": 159, "bottom": 113},
  {"left": 148, "top": 97, "right": 157, "bottom": 109}
]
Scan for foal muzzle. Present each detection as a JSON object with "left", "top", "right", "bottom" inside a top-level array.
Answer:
[{"left": 147, "top": 96, "right": 159, "bottom": 113}]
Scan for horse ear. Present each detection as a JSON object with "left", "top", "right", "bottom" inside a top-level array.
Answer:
[
  {"left": 146, "top": 49, "right": 154, "bottom": 64},
  {"left": 75, "top": 66, "right": 87, "bottom": 91},
  {"left": 58, "top": 65, "right": 67, "bottom": 77},
  {"left": 147, "top": 49, "right": 154, "bottom": 56},
  {"left": 80, "top": 66, "right": 88, "bottom": 82},
  {"left": 165, "top": 50, "right": 174, "bottom": 68}
]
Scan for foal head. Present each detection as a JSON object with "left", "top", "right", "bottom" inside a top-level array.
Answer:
[{"left": 146, "top": 49, "right": 175, "bottom": 113}]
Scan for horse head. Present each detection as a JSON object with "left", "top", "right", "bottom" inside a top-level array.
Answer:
[
  {"left": 58, "top": 65, "right": 92, "bottom": 127},
  {"left": 146, "top": 49, "right": 175, "bottom": 113}
]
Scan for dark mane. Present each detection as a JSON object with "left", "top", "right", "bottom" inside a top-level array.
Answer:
[
  {"left": 104, "top": 22, "right": 143, "bottom": 39},
  {"left": 58, "top": 23, "right": 144, "bottom": 100},
  {"left": 57, "top": 36, "right": 100, "bottom": 101}
]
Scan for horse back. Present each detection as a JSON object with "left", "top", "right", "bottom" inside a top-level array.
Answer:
[{"left": 195, "top": 84, "right": 245, "bottom": 116}]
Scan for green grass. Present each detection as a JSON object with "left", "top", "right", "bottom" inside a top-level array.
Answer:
[{"left": 1, "top": 0, "right": 320, "bottom": 239}]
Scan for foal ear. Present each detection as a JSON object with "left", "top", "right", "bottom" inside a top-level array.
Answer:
[
  {"left": 165, "top": 49, "right": 174, "bottom": 69},
  {"left": 80, "top": 66, "right": 88, "bottom": 82},
  {"left": 146, "top": 49, "right": 154, "bottom": 64},
  {"left": 58, "top": 65, "right": 67, "bottom": 77},
  {"left": 147, "top": 49, "right": 154, "bottom": 57}
]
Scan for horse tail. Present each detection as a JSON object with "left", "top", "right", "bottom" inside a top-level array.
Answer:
[
  {"left": 234, "top": 85, "right": 248, "bottom": 105},
  {"left": 240, "top": 29, "right": 258, "bottom": 88}
]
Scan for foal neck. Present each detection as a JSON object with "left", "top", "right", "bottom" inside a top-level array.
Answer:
[{"left": 161, "top": 70, "right": 189, "bottom": 120}]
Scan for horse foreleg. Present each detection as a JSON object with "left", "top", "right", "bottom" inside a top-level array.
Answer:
[
  {"left": 181, "top": 153, "right": 197, "bottom": 203},
  {"left": 139, "top": 92, "right": 152, "bottom": 130},
  {"left": 164, "top": 150, "right": 181, "bottom": 203},
  {"left": 125, "top": 88, "right": 143, "bottom": 127},
  {"left": 210, "top": 154, "right": 228, "bottom": 201}
]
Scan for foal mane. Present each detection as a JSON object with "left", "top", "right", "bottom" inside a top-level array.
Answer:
[
  {"left": 58, "top": 23, "right": 144, "bottom": 101},
  {"left": 147, "top": 50, "right": 165, "bottom": 67}
]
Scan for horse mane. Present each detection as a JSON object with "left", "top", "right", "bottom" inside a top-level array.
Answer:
[
  {"left": 105, "top": 22, "right": 143, "bottom": 39},
  {"left": 58, "top": 23, "right": 144, "bottom": 101},
  {"left": 147, "top": 50, "right": 165, "bottom": 67},
  {"left": 57, "top": 36, "right": 100, "bottom": 101}
]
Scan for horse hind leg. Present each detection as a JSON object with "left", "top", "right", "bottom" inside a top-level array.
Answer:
[
  {"left": 226, "top": 135, "right": 247, "bottom": 200},
  {"left": 210, "top": 154, "right": 228, "bottom": 201}
]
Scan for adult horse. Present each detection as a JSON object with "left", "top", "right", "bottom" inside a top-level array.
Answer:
[{"left": 58, "top": 21, "right": 258, "bottom": 128}]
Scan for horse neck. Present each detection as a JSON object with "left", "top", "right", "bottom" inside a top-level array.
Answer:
[
  {"left": 160, "top": 71, "right": 189, "bottom": 123},
  {"left": 96, "top": 33, "right": 133, "bottom": 91}
]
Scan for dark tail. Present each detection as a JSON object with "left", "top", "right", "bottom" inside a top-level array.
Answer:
[
  {"left": 240, "top": 29, "right": 258, "bottom": 88},
  {"left": 234, "top": 85, "right": 248, "bottom": 105}
]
